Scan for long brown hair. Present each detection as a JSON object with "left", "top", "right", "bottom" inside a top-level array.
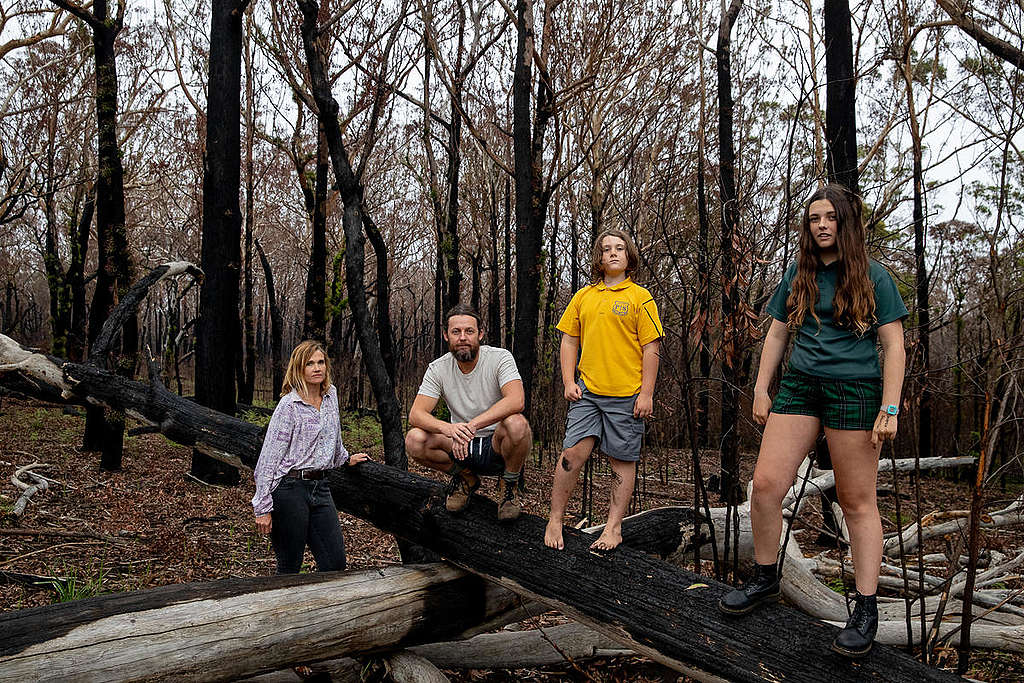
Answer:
[
  {"left": 590, "top": 228, "right": 640, "bottom": 283},
  {"left": 786, "top": 184, "right": 875, "bottom": 335},
  {"left": 282, "top": 340, "right": 332, "bottom": 398}
]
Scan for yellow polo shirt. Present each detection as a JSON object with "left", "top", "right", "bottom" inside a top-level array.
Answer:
[{"left": 556, "top": 279, "right": 663, "bottom": 397}]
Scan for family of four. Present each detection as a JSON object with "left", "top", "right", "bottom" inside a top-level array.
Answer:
[{"left": 251, "top": 183, "right": 907, "bottom": 658}]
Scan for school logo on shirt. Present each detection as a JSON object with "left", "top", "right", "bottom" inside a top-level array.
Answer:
[{"left": 612, "top": 301, "right": 629, "bottom": 316}]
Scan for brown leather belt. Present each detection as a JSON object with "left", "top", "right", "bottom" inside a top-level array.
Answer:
[{"left": 286, "top": 469, "right": 326, "bottom": 480}]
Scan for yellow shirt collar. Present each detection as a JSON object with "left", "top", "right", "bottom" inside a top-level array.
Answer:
[{"left": 595, "top": 277, "right": 633, "bottom": 292}]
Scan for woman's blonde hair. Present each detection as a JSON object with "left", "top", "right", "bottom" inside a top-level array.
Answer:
[{"left": 282, "top": 340, "right": 332, "bottom": 398}]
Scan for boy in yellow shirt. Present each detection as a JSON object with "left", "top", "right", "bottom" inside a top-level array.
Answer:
[{"left": 544, "top": 228, "right": 663, "bottom": 551}]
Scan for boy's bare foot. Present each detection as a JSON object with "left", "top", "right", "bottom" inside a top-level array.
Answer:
[
  {"left": 589, "top": 529, "right": 622, "bottom": 553},
  {"left": 544, "top": 519, "right": 564, "bottom": 549}
]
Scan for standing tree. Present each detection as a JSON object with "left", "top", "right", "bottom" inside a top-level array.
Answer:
[
  {"left": 193, "top": 0, "right": 252, "bottom": 485},
  {"left": 823, "top": 0, "right": 858, "bottom": 193},
  {"left": 51, "top": 0, "right": 136, "bottom": 472},
  {"left": 715, "top": 0, "right": 743, "bottom": 503},
  {"left": 511, "top": 0, "right": 557, "bottom": 414}
]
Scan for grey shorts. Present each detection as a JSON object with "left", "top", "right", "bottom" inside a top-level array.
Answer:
[{"left": 562, "top": 380, "right": 644, "bottom": 461}]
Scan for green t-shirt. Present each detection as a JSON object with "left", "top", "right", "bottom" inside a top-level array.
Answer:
[{"left": 766, "top": 259, "right": 908, "bottom": 379}]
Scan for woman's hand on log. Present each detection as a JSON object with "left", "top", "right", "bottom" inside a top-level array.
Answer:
[
  {"left": 255, "top": 513, "right": 272, "bottom": 535},
  {"left": 348, "top": 452, "right": 370, "bottom": 466}
]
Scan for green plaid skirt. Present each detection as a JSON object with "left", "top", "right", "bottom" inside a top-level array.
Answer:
[{"left": 771, "top": 369, "right": 882, "bottom": 431}]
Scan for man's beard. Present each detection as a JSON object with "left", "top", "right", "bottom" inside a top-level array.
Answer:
[{"left": 452, "top": 343, "right": 479, "bottom": 363}]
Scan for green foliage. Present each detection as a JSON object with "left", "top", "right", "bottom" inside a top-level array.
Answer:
[
  {"left": 240, "top": 409, "right": 273, "bottom": 429},
  {"left": 911, "top": 57, "right": 946, "bottom": 86},
  {"left": 823, "top": 576, "right": 848, "bottom": 594},
  {"left": 49, "top": 562, "right": 109, "bottom": 603},
  {"left": 340, "top": 411, "right": 384, "bottom": 452}
]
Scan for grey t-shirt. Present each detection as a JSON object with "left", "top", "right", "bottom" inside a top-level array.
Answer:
[{"left": 417, "top": 345, "right": 522, "bottom": 435}]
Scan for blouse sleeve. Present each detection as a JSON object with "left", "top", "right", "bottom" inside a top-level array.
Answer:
[{"left": 251, "top": 398, "right": 295, "bottom": 516}]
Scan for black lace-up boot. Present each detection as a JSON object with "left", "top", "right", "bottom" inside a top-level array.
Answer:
[
  {"left": 718, "top": 563, "right": 781, "bottom": 615},
  {"left": 831, "top": 592, "right": 878, "bottom": 657}
]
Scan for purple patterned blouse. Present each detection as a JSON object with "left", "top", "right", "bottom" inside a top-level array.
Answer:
[{"left": 251, "top": 385, "right": 350, "bottom": 515}]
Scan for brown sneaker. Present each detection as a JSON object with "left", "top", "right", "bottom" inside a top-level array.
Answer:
[
  {"left": 497, "top": 477, "right": 521, "bottom": 521},
  {"left": 445, "top": 470, "right": 480, "bottom": 512}
]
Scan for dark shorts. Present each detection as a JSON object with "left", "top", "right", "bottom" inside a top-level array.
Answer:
[
  {"left": 771, "top": 370, "right": 882, "bottom": 431},
  {"left": 563, "top": 380, "right": 644, "bottom": 462},
  {"left": 460, "top": 435, "right": 506, "bottom": 475}
]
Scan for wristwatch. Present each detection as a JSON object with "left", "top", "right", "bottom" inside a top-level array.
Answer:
[{"left": 882, "top": 404, "right": 899, "bottom": 416}]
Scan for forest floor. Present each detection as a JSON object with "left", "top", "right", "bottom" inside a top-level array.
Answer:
[{"left": 2, "top": 394, "right": 1023, "bottom": 682}]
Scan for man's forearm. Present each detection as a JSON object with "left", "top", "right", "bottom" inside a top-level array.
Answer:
[
  {"left": 409, "top": 408, "right": 451, "bottom": 435},
  {"left": 470, "top": 395, "right": 524, "bottom": 432}
]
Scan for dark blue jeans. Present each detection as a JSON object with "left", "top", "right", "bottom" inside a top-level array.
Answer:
[{"left": 270, "top": 477, "right": 346, "bottom": 574}]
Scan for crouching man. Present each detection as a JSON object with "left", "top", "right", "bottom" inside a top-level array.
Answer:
[{"left": 406, "top": 304, "right": 532, "bottom": 520}]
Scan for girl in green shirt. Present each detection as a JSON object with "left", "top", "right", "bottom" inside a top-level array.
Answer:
[{"left": 719, "top": 184, "right": 908, "bottom": 658}]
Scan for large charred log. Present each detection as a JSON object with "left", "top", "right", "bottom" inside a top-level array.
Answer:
[{"left": 0, "top": 341, "right": 967, "bottom": 681}]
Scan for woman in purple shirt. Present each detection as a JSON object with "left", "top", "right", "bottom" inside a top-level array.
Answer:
[{"left": 252, "top": 340, "right": 369, "bottom": 573}]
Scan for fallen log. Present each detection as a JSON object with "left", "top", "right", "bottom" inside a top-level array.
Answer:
[
  {"left": 0, "top": 337, "right": 966, "bottom": 680},
  {"left": 325, "top": 462, "right": 963, "bottom": 681},
  {"left": 409, "top": 622, "right": 631, "bottom": 669},
  {"left": 0, "top": 564, "right": 523, "bottom": 681}
]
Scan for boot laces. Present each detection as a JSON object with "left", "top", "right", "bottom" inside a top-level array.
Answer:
[{"left": 847, "top": 600, "right": 872, "bottom": 632}]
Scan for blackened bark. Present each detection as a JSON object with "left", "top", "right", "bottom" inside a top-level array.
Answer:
[
  {"left": 824, "top": 0, "right": 858, "bottom": 194},
  {"left": 239, "top": 18, "right": 257, "bottom": 406},
  {"left": 302, "top": 125, "right": 329, "bottom": 343},
  {"left": 298, "top": 0, "right": 434, "bottom": 564},
  {"left": 67, "top": 189, "right": 93, "bottom": 363},
  {"left": 255, "top": 238, "right": 283, "bottom": 398},
  {"left": 295, "top": 0, "right": 404, "bottom": 471},
  {"left": 487, "top": 185, "right": 502, "bottom": 340},
  {"left": 716, "top": 0, "right": 743, "bottom": 499},
  {"left": 470, "top": 250, "right": 481, "bottom": 316},
  {"left": 363, "top": 214, "right": 398, "bottom": 385},
  {"left": 512, "top": 0, "right": 554, "bottom": 415},
  {"left": 441, "top": 5, "right": 466, "bottom": 312},
  {"left": 194, "top": 0, "right": 248, "bottom": 485},
  {"left": 53, "top": 0, "right": 135, "bottom": 470}
]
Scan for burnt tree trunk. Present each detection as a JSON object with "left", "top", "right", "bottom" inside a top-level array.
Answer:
[
  {"left": 53, "top": 0, "right": 135, "bottom": 471},
  {"left": 823, "top": 0, "right": 858, "bottom": 194},
  {"left": 297, "top": 0, "right": 429, "bottom": 563},
  {"left": 255, "top": 238, "right": 283, "bottom": 398},
  {"left": 715, "top": 0, "right": 743, "bottom": 500},
  {"left": 442, "top": 4, "right": 465, "bottom": 312},
  {"left": 512, "top": 0, "right": 554, "bottom": 415},
  {"left": 66, "top": 188, "right": 93, "bottom": 363},
  {"left": 193, "top": 0, "right": 248, "bottom": 486},
  {"left": 0, "top": 344, "right": 975, "bottom": 683},
  {"left": 302, "top": 125, "right": 329, "bottom": 343}
]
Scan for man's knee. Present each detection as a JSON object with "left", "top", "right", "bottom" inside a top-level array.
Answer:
[
  {"left": 405, "top": 428, "right": 428, "bottom": 459},
  {"left": 499, "top": 413, "right": 531, "bottom": 442}
]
